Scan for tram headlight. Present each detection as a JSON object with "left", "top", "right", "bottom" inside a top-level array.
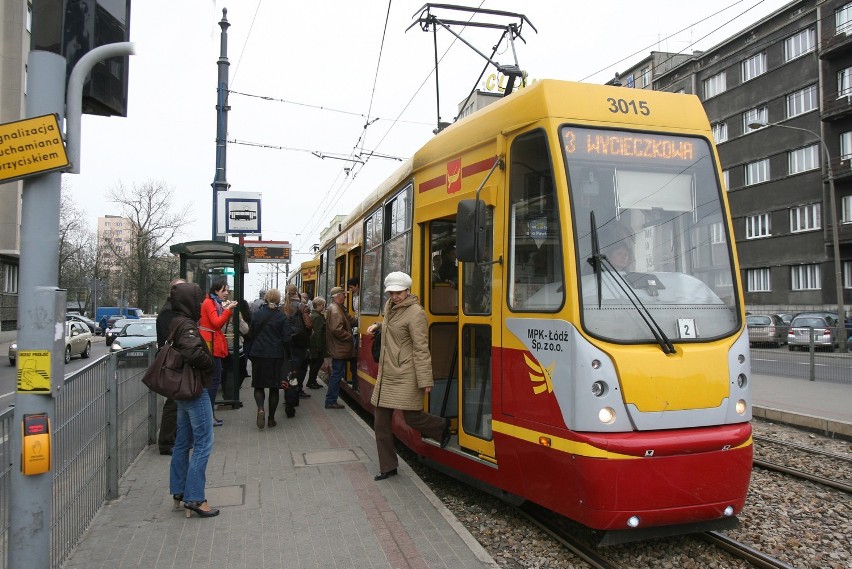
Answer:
[
  {"left": 598, "top": 407, "right": 616, "bottom": 424},
  {"left": 591, "top": 359, "right": 601, "bottom": 369},
  {"left": 736, "top": 373, "right": 747, "bottom": 388},
  {"left": 627, "top": 516, "right": 640, "bottom": 528},
  {"left": 591, "top": 380, "right": 607, "bottom": 397},
  {"left": 735, "top": 399, "right": 747, "bottom": 415},
  {"left": 723, "top": 506, "right": 735, "bottom": 517},
  {"left": 737, "top": 354, "right": 745, "bottom": 364}
]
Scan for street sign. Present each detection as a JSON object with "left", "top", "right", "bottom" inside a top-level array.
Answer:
[
  {"left": 216, "top": 191, "right": 262, "bottom": 235},
  {"left": 243, "top": 241, "right": 291, "bottom": 263},
  {"left": 0, "top": 114, "right": 70, "bottom": 184}
]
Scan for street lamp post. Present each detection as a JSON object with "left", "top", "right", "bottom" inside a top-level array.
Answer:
[{"left": 749, "top": 121, "right": 847, "bottom": 352}]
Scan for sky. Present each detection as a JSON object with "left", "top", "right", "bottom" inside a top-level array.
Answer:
[{"left": 66, "top": 0, "right": 793, "bottom": 300}]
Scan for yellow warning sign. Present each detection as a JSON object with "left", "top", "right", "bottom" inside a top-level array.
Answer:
[
  {"left": 0, "top": 114, "right": 70, "bottom": 184},
  {"left": 17, "top": 351, "right": 51, "bottom": 392}
]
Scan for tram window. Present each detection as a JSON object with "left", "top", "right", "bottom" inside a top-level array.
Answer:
[
  {"left": 362, "top": 209, "right": 384, "bottom": 315},
  {"left": 507, "top": 130, "right": 564, "bottom": 311},
  {"left": 463, "top": 208, "right": 493, "bottom": 316},
  {"left": 430, "top": 220, "right": 457, "bottom": 314}
]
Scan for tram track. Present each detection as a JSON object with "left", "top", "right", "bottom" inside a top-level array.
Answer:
[
  {"left": 699, "top": 531, "right": 797, "bottom": 569},
  {"left": 753, "top": 433, "right": 852, "bottom": 493}
]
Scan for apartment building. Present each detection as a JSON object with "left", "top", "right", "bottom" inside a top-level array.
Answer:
[{"left": 618, "top": 0, "right": 852, "bottom": 316}]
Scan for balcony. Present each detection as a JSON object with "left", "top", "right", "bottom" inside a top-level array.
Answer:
[
  {"left": 829, "top": 156, "right": 852, "bottom": 181},
  {"left": 822, "top": 92, "right": 852, "bottom": 121},
  {"left": 820, "top": 28, "right": 852, "bottom": 59}
]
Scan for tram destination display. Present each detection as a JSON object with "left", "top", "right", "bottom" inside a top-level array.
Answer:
[{"left": 243, "top": 241, "right": 291, "bottom": 263}]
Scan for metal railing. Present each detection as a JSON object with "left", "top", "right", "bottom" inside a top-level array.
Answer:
[
  {"left": 0, "top": 343, "right": 158, "bottom": 568},
  {"left": 748, "top": 326, "right": 852, "bottom": 384}
]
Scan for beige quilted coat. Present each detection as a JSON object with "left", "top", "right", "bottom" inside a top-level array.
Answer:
[{"left": 370, "top": 294, "right": 433, "bottom": 410}]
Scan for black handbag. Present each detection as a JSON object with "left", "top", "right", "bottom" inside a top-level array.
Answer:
[
  {"left": 371, "top": 329, "right": 381, "bottom": 363},
  {"left": 142, "top": 338, "right": 203, "bottom": 400}
]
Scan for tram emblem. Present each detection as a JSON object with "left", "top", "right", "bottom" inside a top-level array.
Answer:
[
  {"left": 524, "top": 353, "right": 554, "bottom": 395},
  {"left": 447, "top": 158, "right": 462, "bottom": 193}
]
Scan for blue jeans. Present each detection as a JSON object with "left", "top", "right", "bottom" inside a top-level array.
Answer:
[
  {"left": 170, "top": 394, "right": 214, "bottom": 503},
  {"left": 326, "top": 358, "right": 346, "bottom": 405}
]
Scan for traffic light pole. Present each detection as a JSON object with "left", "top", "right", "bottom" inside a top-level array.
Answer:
[
  {"left": 11, "top": 43, "right": 135, "bottom": 567},
  {"left": 9, "top": 50, "right": 66, "bottom": 569}
]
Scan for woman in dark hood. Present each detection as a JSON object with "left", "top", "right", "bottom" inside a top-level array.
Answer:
[{"left": 167, "top": 282, "right": 220, "bottom": 518}]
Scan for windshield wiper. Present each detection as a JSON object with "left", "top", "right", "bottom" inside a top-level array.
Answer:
[
  {"left": 586, "top": 211, "right": 603, "bottom": 308},
  {"left": 586, "top": 212, "right": 676, "bottom": 354},
  {"left": 601, "top": 259, "right": 676, "bottom": 354}
]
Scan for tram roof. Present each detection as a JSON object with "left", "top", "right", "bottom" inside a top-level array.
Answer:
[{"left": 321, "top": 79, "right": 710, "bottom": 251}]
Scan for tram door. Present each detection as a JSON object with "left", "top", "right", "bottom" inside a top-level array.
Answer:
[{"left": 428, "top": 212, "right": 495, "bottom": 459}]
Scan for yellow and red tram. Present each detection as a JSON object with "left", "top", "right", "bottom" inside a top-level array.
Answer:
[{"left": 314, "top": 79, "right": 752, "bottom": 542}]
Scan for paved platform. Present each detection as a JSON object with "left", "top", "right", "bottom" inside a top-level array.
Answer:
[
  {"left": 60, "top": 386, "right": 497, "bottom": 569},
  {"left": 751, "top": 373, "right": 852, "bottom": 439}
]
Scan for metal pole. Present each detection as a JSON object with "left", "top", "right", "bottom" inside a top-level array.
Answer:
[
  {"left": 826, "top": 167, "right": 847, "bottom": 351},
  {"left": 10, "top": 50, "right": 66, "bottom": 569},
  {"left": 750, "top": 121, "right": 847, "bottom": 351},
  {"left": 66, "top": 42, "right": 136, "bottom": 173},
  {"left": 212, "top": 9, "right": 231, "bottom": 241}
]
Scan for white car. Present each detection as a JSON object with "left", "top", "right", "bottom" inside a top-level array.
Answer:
[{"left": 9, "top": 321, "right": 93, "bottom": 365}]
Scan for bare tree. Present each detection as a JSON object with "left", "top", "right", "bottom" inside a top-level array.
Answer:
[
  {"left": 59, "top": 184, "right": 98, "bottom": 314},
  {"left": 102, "top": 180, "right": 192, "bottom": 312}
]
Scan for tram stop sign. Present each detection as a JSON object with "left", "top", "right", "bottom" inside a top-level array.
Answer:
[{"left": 0, "top": 114, "right": 70, "bottom": 184}]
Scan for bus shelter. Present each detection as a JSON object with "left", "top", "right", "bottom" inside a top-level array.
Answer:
[{"left": 170, "top": 240, "right": 248, "bottom": 408}]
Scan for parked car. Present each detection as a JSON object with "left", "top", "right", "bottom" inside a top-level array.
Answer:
[
  {"left": 9, "top": 321, "right": 93, "bottom": 365},
  {"left": 66, "top": 313, "right": 96, "bottom": 334},
  {"left": 111, "top": 319, "right": 157, "bottom": 366},
  {"left": 787, "top": 315, "right": 838, "bottom": 352},
  {"left": 746, "top": 314, "right": 787, "bottom": 347},
  {"left": 110, "top": 319, "right": 157, "bottom": 353},
  {"left": 104, "top": 317, "right": 134, "bottom": 346}
]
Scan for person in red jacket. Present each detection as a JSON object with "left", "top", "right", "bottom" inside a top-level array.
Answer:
[{"left": 199, "top": 277, "right": 236, "bottom": 427}]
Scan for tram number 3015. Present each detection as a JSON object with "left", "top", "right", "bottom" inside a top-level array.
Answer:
[{"left": 606, "top": 97, "right": 651, "bottom": 116}]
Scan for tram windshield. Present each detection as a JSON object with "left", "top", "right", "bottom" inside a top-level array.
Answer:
[{"left": 562, "top": 126, "right": 739, "bottom": 343}]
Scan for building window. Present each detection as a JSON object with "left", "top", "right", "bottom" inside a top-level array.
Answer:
[
  {"left": 842, "top": 131, "right": 852, "bottom": 159},
  {"left": 722, "top": 170, "right": 730, "bottom": 191},
  {"left": 743, "top": 106, "right": 768, "bottom": 133},
  {"left": 747, "top": 268, "right": 771, "bottom": 292},
  {"left": 711, "top": 221, "right": 725, "bottom": 244},
  {"left": 842, "top": 195, "right": 852, "bottom": 223},
  {"left": 746, "top": 213, "right": 771, "bottom": 239},
  {"left": 712, "top": 122, "right": 728, "bottom": 144},
  {"left": 837, "top": 3, "right": 852, "bottom": 35},
  {"left": 26, "top": 3, "right": 32, "bottom": 33},
  {"left": 844, "top": 261, "right": 852, "bottom": 288},
  {"left": 785, "top": 27, "right": 816, "bottom": 60},
  {"left": 789, "top": 144, "right": 819, "bottom": 174},
  {"left": 791, "top": 264, "right": 821, "bottom": 290},
  {"left": 745, "top": 159, "right": 770, "bottom": 186},
  {"left": 742, "top": 53, "right": 767, "bottom": 82},
  {"left": 786, "top": 85, "right": 818, "bottom": 118},
  {"left": 3, "top": 264, "right": 18, "bottom": 294},
  {"left": 839, "top": 67, "right": 852, "bottom": 97},
  {"left": 641, "top": 67, "right": 651, "bottom": 88},
  {"left": 790, "top": 203, "right": 821, "bottom": 232},
  {"left": 704, "top": 72, "right": 726, "bottom": 99},
  {"left": 625, "top": 74, "right": 635, "bottom": 88}
]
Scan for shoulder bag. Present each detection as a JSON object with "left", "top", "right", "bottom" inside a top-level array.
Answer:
[
  {"left": 371, "top": 329, "right": 381, "bottom": 363},
  {"left": 142, "top": 330, "right": 204, "bottom": 400}
]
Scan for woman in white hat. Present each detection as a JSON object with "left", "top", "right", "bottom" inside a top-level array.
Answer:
[{"left": 366, "top": 271, "right": 451, "bottom": 481}]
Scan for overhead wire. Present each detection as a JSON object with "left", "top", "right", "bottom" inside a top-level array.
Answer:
[
  {"left": 578, "top": 0, "right": 756, "bottom": 82},
  {"left": 237, "top": 0, "right": 787, "bottom": 259},
  {"left": 230, "top": 0, "right": 264, "bottom": 87}
]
